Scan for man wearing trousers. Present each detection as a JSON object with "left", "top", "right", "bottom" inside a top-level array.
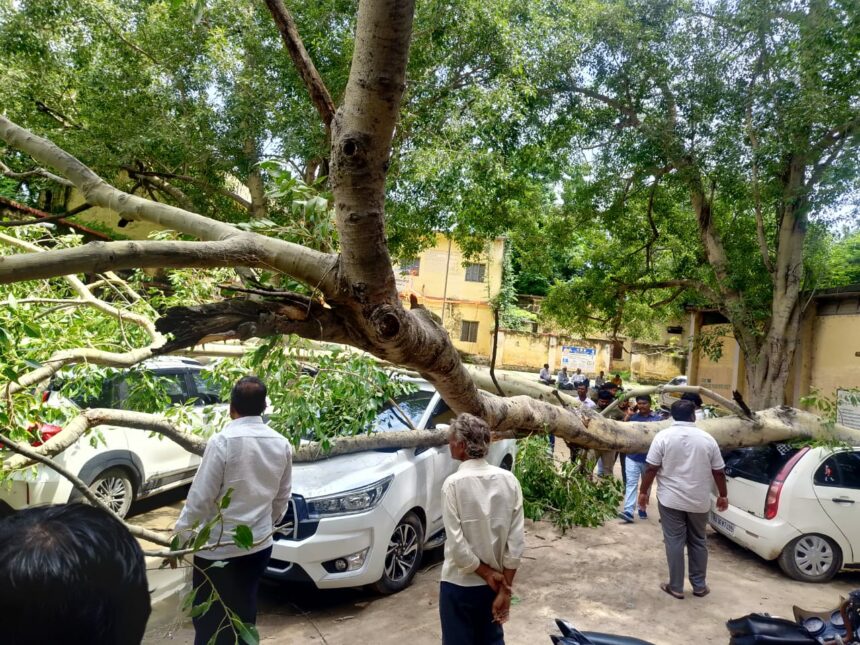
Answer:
[
  {"left": 638, "top": 399, "right": 728, "bottom": 599},
  {"left": 440, "top": 413, "right": 525, "bottom": 644},
  {"left": 173, "top": 376, "right": 292, "bottom": 645}
]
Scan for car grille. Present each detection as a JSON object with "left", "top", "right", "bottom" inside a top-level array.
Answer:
[{"left": 274, "top": 495, "right": 319, "bottom": 541}]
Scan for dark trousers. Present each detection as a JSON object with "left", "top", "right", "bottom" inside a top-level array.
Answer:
[
  {"left": 658, "top": 502, "right": 709, "bottom": 593},
  {"left": 619, "top": 453, "right": 627, "bottom": 486},
  {"left": 192, "top": 546, "right": 272, "bottom": 645},
  {"left": 439, "top": 581, "right": 504, "bottom": 645}
]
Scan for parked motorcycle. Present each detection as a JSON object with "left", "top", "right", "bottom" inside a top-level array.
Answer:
[
  {"left": 549, "top": 589, "right": 860, "bottom": 645},
  {"left": 549, "top": 618, "right": 655, "bottom": 645},
  {"left": 728, "top": 589, "right": 860, "bottom": 644}
]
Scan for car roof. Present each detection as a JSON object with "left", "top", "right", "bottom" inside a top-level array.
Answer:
[{"left": 138, "top": 356, "right": 204, "bottom": 371}]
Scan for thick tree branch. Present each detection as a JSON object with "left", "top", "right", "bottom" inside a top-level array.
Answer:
[
  {"left": 264, "top": 0, "right": 336, "bottom": 131},
  {"left": 0, "top": 117, "right": 339, "bottom": 293},
  {"left": 0, "top": 238, "right": 270, "bottom": 287}
]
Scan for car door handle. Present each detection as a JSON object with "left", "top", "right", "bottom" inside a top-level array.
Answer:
[{"left": 831, "top": 497, "right": 855, "bottom": 504}]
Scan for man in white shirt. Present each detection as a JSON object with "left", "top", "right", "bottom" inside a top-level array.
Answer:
[
  {"left": 557, "top": 366, "right": 574, "bottom": 390},
  {"left": 575, "top": 384, "right": 597, "bottom": 410},
  {"left": 440, "top": 413, "right": 525, "bottom": 645},
  {"left": 638, "top": 399, "right": 728, "bottom": 600},
  {"left": 173, "top": 376, "right": 292, "bottom": 645}
]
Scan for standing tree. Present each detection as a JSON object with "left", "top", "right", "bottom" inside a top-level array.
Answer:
[{"left": 529, "top": 0, "right": 859, "bottom": 408}]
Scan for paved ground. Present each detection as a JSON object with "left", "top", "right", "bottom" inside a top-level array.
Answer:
[{"left": 137, "top": 464, "right": 860, "bottom": 645}]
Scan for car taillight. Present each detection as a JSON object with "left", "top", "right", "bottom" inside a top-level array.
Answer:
[
  {"left": 31, "top": 423, "right": 63, "bottom": 447},
  {"left": 763, "top": 446, "right": 810, "bottom": 520}
]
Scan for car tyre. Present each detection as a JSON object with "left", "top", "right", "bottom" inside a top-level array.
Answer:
[
  {"left": 71, "top": 467, "right": 135, "bottom": 519},
  {"left": 372, "top": 512, "right": 424, "bottom": 594},
  {"left": 778, "top": 534, "right": 842, "bottom": 583}
]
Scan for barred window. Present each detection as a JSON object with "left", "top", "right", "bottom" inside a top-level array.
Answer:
[
  {"left": 464, "top": 263, "right": 486, "bottom": 282},
  {"left": 460, "top": 320, "right": 479, "bottom": 343}
]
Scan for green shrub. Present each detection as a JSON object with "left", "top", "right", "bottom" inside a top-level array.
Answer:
[{"left": 514, "top": 436, "right": 623, "bottom": 531}]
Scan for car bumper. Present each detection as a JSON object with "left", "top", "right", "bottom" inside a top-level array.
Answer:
[
  {"left": 266, "top": 505, "right": 395, "bottom": 589},
  {"left": 709, "top": 502, "right": 800, "bottom": 561}
]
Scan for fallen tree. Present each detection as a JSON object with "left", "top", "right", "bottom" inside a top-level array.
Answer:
[{"left": 1, "top": 0, "right": 859, "bottom": 550}]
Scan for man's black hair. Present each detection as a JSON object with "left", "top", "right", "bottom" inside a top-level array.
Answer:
[
  {"left": 606, "top": 382, "right": 619, "bottom": 390},
  {"left": 597, "top": 390, "right": 613, "bottom": 402},
  {"left": 0, "top": 504, "right": 151, "bottom": 645},
  {"left": 635, "top": 394, "right": 652, "bottom": 403},
  {"left": 671, "top": 399, "right": 697, "bottom": 422},
  {"left": 231, "top": 375, "right": 267, "bottom": 416},
  {"left": 543, "top": 363, "right": 549, "bottom": 369},
  {"left": 681, "top": 392, "right": 703, "bottom": 407}
]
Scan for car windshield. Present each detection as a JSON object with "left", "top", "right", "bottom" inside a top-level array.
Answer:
[
  {"left": 370, "top": 391, "right": 434, "bottom": 433},
  {"left": 723, "top": 444, "right": 802, "bottom": 484}
]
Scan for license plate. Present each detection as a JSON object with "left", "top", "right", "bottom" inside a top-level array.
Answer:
[{"left": 711, "top": 512, "right": 735, "bottom": 535}]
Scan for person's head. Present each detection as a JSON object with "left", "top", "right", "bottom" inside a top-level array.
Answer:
[
  {"left": 606, "top": 382, "right": 619, "bottom": 394},
  {"left": 543, "top": 363, "right": 549, "bottom": 370},
  {"left": 615, "top": 373, "right": 621, "bottom": 379},
  {"left": 575, "top": 367, "right": 581, "bottom": 374},
  {"left": 0, "top": 504, "right": 151, "bottom": 645},
  {"left": 671, "top": 399, "right": 697, "bottom": 422},
  {"left": 681, "top": 392, "right": 703, "bottom": 408},
  {"left": 561, "top": 366, "right": 568, "bottom": 373},
  {"left": 635, "top": 394, "right": 652, "bottom": 415},
  {"left": 597, "top": 389, "right": 613, "bottom": 409},
  {"left": 599, "top": 370, "right": 604, "bottom": 376},
  {"left": 576, "top": 384, "right": 588, "bottom": 399},
  {"left": 447, "top": 413, "right": 491, "bottom": 461},
  {"left": 230, "top": 375, "right": 267, "bottom": 418}
]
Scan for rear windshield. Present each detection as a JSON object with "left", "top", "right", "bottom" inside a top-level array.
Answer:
[{"left": 723, "top": 444, "right": 801, "bottom": 484}]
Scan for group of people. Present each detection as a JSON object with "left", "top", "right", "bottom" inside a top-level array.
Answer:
[
  {"left": 539, "top": 365, "right": 623, "bottom": 393},
  {"left": 0, "top": 370, "right": 726, "bottom": 644}
]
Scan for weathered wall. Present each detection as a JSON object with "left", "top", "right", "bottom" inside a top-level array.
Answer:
[
  {"left": 631, "top": 350, "right": 686, "bottom": 383},
  {"left": 807, "top": 314, "right": 860, "bottom": 401}
]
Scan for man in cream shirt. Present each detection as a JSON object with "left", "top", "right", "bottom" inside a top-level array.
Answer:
[
  {"left": 173, "top": 376, "right": 292, "bottom": 645},
  {"left": 440, "top": 413, "right": 525, "bottom": 645}
]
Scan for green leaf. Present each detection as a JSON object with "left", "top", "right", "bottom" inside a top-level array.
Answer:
[
  {"left": 220, "top": 487, "right": 234, "bottom": 509},
  {"left": 232, "top": 525, "right": 253, "bottom": 550},
  {"left": 188, "top": 596, "right": 214, "bottom": 618},
  {"left": 232, "top": 617, "right": 260, "bottom": 645},
  {"left": 193, "top": 525, "right": 212, "bottom": 550}
]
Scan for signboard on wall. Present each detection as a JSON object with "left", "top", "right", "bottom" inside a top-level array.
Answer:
[
  {"left": 560, "top": 345, "right": 596, "bottom": 371},
  {"left": 837, "top": 389, "right": 860, "bottom": 431}
]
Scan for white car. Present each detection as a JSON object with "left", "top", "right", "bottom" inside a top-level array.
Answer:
[
  {"left": 710, "top": 443, "right": 860, "bottom": 582},
  {"left": 265, "top": 382, "right": 517, "bottom": 593},
  {"left": 0, "top": 357, "right": 223, "bottom": 518}
]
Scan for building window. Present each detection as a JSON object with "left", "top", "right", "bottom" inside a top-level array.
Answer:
[
  {"left": 612, "top": 340, "right": 624, "bottom": 360},
  {"left": 399, "top": 258, "right": 420, "bottom": 275},
  {"left": 531, "top": 322, "right": 540, "bottom": 334},
  {"left": 464, "top": 263, "right": 486, "bottom": 282},
  {"left": 460, "top": 320, "right": 479, "bottom": 343}
]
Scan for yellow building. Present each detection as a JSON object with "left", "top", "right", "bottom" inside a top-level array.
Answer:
[
  {"left": 396, "top": 234, "right": 505, "bottom": 357},
  {"left": 686, "top": 285, "right": 860, "bottom": 416}
]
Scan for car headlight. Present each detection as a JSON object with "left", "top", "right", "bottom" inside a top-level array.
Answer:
[{"left": 306, "top": 476, "right": 393, "bottom": 518}]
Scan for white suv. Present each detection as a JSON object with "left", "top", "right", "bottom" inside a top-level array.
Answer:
[
  {"left": 0, "top": 357, "right": 224, "bottom": 518},
  {"left": 710, "top": 443, "right": 860, "bottom": 582},
  {"left": 266, "top": 382, "right": 517, "bottom": 593}
]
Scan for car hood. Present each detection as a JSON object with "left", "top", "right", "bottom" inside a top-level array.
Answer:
[{"left": 291, "top": 448, "right": 404, "bottom": 498}]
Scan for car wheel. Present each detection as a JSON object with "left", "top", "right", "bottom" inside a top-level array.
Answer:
[
  {"left": 500, "top": 454, "right": 514, "bottom": 471},
  {"left": 71, "top": 467, "right": 135, "bottom": 519},
  {"left": 778, "top": 534, "right": 842, "bottom": 583},
  {"left": 372, "top": 512, "right": 424, "bottom": 594}
]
